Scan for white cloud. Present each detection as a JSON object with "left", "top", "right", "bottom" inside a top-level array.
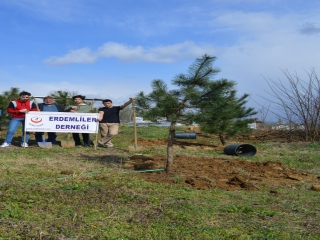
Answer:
[
  {"left": 206, "top": 9, "right": 320, "bottom": 119},
  {"left": 44, "top": 48, "right": 97, "bottom": 66},
  {"left": 44, "top": 41, "right": 217, "bottom": 66}
]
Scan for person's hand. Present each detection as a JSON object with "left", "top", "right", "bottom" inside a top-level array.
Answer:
[
  {"left": 70, "top": 106, "right": 78, "bottom": 112},
  {"left": 97, "top": 118, "right": 102, "bottom": 122},
  {"left": 19, "top": 109, "right": 28, "bottom": 113},
  {"left": 129, "top": 97, "right": 135, "bottom": 101}
]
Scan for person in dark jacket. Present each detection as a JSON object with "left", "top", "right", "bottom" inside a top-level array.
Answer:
[
  {"left": 35, "top": 96, "right": 64, "bottom": 144},
  {"left": 0, "top": 91, "right": 37, "bottom": 148}
]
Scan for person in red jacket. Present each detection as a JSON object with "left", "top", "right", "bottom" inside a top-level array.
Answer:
[{"left": 1, "top": 91, "right": 37, "bottom": 148}]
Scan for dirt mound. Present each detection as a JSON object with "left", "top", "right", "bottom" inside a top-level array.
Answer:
[{"left": 125, "top": 155, "right": 319, "bottom": 191}]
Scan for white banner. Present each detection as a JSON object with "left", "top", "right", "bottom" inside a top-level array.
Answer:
[{"left": 25, "top": 112, "right": 99, "bottom": 133}]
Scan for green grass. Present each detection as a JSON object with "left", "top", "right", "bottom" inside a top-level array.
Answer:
[{"left": 0, "top": 126, "right": 320, "bottom": 239}]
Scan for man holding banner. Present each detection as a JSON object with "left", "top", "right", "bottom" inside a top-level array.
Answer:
[
  {"left": 1, "top": 91, "right": 37, "bottom": 148},
  {"left": 65, "top": 95, "right": 92, "bottom": 147},
  {"left": 35, "top": 96, "right": 64, "bottom": 145}
]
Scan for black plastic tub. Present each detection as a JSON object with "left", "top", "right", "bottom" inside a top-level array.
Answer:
[
  {"left": 173, "top": 132, "right": 197, "bottom": 139},
  {"left": 223, "top": 144, "right": 257, "bottom": 157}
]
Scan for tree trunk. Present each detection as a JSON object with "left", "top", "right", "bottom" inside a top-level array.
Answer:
[
  {"left": 166, "top": 122, "right": 176, "bottom": 173},
  {"left": 219, "top": 133, "right": 226, "bottom": 146}
]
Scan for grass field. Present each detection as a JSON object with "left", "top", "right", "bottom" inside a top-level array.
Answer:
[{"left": 0, "top": 125, "right": 320, "bottom": 239}]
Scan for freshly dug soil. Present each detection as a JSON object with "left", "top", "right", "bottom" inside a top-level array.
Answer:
[{"left": 124, "top": 139, "right": 319, "bottom": 191}]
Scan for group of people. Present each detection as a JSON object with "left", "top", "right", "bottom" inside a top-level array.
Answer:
[{"left": 0, "top": 91, "right": 133, "bottom": 149}]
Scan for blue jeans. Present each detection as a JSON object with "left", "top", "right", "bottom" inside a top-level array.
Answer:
[
  {"left": 35, "top": 132, "right": 57, "bottom": 144},
  {"left": 5, "top": 118, "right": 30, "bottom": 145}
]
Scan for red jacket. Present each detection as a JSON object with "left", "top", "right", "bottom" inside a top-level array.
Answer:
[{"left": 7, "top": 100, "right": 38, "bottom": 119}]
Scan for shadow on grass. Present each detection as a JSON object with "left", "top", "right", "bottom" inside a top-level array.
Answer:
[{"left": 80, "top": 153, "right": 126, "bottom": 168}]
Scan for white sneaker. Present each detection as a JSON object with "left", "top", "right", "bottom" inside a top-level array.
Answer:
[
  {"left": 21, "top": 143, "right": 29, "bottom": 148},
  {"left": 0, "top": 142, "right": 10, "bottom": 148}
]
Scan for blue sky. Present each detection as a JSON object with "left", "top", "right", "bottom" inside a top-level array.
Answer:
[{"left": 1, "top": 0, "right": 320, "bottom": 120}]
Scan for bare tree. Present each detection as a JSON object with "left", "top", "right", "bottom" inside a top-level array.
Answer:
[{"left": 265, "top": 68, "right": 320, "bottom": 141}]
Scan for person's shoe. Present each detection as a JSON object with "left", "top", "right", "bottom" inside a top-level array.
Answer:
[
  {"left": 76, "top": 145, "right": 83, "bottom": 147},
  {"left": 97, "top": 143, "right": 104, "bottom": 148},
  {"left": 106, "top": 146, "right": 114, "bottom": 150},
  {"left": 85, "top": 144, "right": 91, "bottom": 148},
  {"left": 21, "top": 143, "right": 29, "bottom": 148},
  {"left": 0, "top": 142, "right": 10, "bottom": 148}
]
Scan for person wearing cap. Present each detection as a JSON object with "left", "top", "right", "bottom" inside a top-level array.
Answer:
[
  {"left": 97, "top": 98, "right": 133, "bottom": 149},
  {"left": 65, "top": 95, "right": 91, "bottom": 147},
  {"left": 35, "top": 96, "right": 64, "bottom": 145}
]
